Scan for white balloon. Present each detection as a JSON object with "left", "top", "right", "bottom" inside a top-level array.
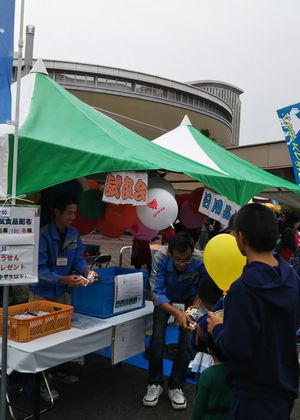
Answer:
[
  {"left": 148, "top": 177, "right": 175, "bottom": 196},
  {"left": 137, "top": 188, "right": 178, "bottom": 230}
]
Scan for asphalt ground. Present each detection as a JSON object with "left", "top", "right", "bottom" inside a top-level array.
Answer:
[
  {"left": 6, "top": 353, "right": 300, "bottom": 420},
  {"left": 5, "top": 233, "right": 300, "bottom": 419}
]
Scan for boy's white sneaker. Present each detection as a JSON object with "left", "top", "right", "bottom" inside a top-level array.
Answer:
[
  {"left": 168, "top": 388, "right": 186, "bottom": 409},
  {"left": 143, "top": 384, "right": 163, "bottom": 407}
]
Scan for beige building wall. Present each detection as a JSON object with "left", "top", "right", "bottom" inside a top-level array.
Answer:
[
  {"left": 228, "top": 141, "right": 291, "bottom": 170},
  {"left": 71, "top": 90, "right": 232, "bottom": 145}
]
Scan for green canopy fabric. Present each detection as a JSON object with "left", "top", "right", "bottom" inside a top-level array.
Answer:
[
  {"left": 153, "top": 117, "right": 300, "bottom": 205},
  {"left": 1, "top": 64, "right": 300, "bottom": 206},
  {"left": 0, "top": 67, "right": 237, "bottom": 199}
]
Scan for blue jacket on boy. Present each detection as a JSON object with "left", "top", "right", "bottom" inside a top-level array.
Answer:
[
  {"left": 30, "top": 222, "right": 88, "bottom": 299},
  {"left": 213, "top": 255, "right": 300, "bottom": 401}
]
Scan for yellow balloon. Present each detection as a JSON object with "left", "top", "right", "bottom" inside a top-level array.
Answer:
[{"left": 203, "top": 234, "right": 246, "bottom": 292}]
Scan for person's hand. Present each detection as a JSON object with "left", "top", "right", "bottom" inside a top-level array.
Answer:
[
  {"left": 84, "top": 269, "right": 99, "bottom": 282},
  {"left": 60, "top": 274, "right": 84, "bottom": 287},
  {"left": 175, "top": 311, "right": 196, "bottom": 330},
  {"left": 207, "top": 311, "right": 223, "bottom": 334}
]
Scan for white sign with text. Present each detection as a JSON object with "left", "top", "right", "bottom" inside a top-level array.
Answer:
[
  {"left": 0, "top": 206, "right": 40, "bottom": 285},
  {"left": 103, "top": 171, "right": 148, "bottom": 205},
  {"left": 199, "top": 188, "right": 240, "bottom": 227}
]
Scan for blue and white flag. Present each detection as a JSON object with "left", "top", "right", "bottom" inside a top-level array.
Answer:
[
  {"left": 277, "top": 103, "right": 300, "bottom": 185},
  {"left": 0, "top": 0, "right": 15, "bottom": 123}
]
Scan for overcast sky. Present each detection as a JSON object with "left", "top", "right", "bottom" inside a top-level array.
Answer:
[{"left": 15, "top": 0, "right": 300, "bottom": 145}]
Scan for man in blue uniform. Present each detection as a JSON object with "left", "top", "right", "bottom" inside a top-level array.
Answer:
[
  {"left": 143, "top": 231, "right": 206, "bottom": 410},
  {"left": 29, "top": 193, "right": 98, "bottom": 400},
  {"left": 30, "top": 193, "right": 96, "bottom": 302}
]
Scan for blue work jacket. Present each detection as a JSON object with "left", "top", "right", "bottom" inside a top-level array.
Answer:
[
  {"left": 30, "top": 222, "right": 88, "bottom": 299},
  {"left": 150, "top": 246, "right": 206, "bottom": 306}
]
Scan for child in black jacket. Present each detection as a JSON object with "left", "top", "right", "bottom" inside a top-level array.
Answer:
[{"left": 208, "top": 203, "right": 300, "bottom": 420}]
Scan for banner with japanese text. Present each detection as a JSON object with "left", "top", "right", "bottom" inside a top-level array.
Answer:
[
  {"left": 277, "top": 103, "right": 300, "bottom": 185},
  {"left": 199, "top": 188, "right": 240, "bottom": 226},
  {"left": 103, "top": 171, "right": 148, "bottom": 205},
  {"left": 0, "top": 0, "right": 16, "bottom": 123},
  {"left": 0, "top": 206, "right": 40, "bottom": 285}
]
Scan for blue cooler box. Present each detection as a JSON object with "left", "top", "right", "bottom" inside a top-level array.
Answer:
[{"left": 71, "top": 267, "right": 147, "bottom": 318}]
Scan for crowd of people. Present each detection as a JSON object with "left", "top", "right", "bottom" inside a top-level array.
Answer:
[
  {"left": 3, "top": 195, "right": 300, "bottom": 419},
  {"left": 143, "top": 203, "right": 300, "bottom": 420}
]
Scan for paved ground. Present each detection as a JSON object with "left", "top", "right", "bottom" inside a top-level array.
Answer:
[
  {"left": 5, "top": 233, "right": 300, "bottom": 419},
  {"left": 81, "top": 232, "right": 143, "bottom": 268},
  {"left": 7, "top": 353, "right": 300, "bottom": 420}
]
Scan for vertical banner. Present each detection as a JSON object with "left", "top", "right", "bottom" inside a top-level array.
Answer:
[
  {"left": 0, "top": 133, "right": 9, "bottom": 198},
  {"left": 0, "top": 0, "right": 16, "bottom": 123},
  {"left": 199, "top": 188, "right": 240, "bottom": 226},
  {"left": 277, "top": 103, "right": 300, "bottom": 185}
]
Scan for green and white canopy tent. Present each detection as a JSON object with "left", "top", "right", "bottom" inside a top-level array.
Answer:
[
  {"left": 153, "top": 116, "right": 300, "bottom": 207},
  {"left": 1, "top": 60, "right": 299, "bottom": 206},
  {"left": 0, "top": 61, "right": 245, "bottom": 203}
]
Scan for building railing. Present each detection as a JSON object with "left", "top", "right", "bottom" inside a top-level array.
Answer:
[
  {"left": 12, "top": 64, "right": 233, "bottom": 126},
  {"left": 49, "top": 70, "right": 232, "bottom": 125}
]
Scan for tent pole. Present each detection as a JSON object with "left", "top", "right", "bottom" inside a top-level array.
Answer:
[
  {"left": 0, "top": 286, "right": 9, "bottom": 420},
  {"left": 0, "top": 1, "right": 25, "bottom": 419},
  {"left": 11, "top": 0, "right": 25, "bottom": 200}
]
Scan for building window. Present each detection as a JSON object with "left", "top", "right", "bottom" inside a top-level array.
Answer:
[
  {"left": 97, "top": 77, "right": 107, "bottom": 87},
  {"left": 86, "top": 75, "right": 95, "bottom": 86},
  {"left": 55, "top": 72, "right": 66, "bottom": 83},
  {"left": 168, "top": 90, "right": 176, "bottom": 101},
  {"left": 75, "top": 74, "right": 87, "bottom": 85},
  {"left": 176, "top": 92, "right": 182, "bottom": 102},
  {"left": 188, "top": 96, "right": 194, "bottom": 106}
]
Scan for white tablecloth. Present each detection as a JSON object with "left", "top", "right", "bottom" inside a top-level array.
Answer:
[{"left": 0, "top": 301, "right": 153, "bottom": 373}]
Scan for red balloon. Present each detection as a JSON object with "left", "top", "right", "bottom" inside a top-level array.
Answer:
[
  {"left": 175, "top": 193, "right": 190, "bottom": 210},
  {"left": 72, "top": 212, "right": 96, "bottom": 235},
  {"left": 87, "top": 179, "right": 99, "bottom": 190},
  {"left": 131, "top": 219, "right": 158, "bottom": 241},
  {"left": 179, "top": 200, "right": 207, "bottom": 229},
  {"left": 105, "top": 204, "right": 137, "bottom": 230},
  {"left": 96, "top": 218, "right": 124, "bottom": 238},
  {"left": 188, "top": 188, "right": 204, "bottom": 212}
]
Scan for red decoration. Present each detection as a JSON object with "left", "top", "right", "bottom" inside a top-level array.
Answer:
[
  {"left": 105, "top": 204, "right": 137, "bottom": 230},
  {"left": 72, "top": 213, "right": 96, "bottom": 236},
  {"left": 188, "top": 188, "right": 204, "bottom": 212},
  {"left": 96, "top": 218, "right": 124, "bottom": 238},
  {"left": 175, "top": 193, "right": 190, "bottom": 210},
  {"left": 87, "top": 179, "right": 99, "bottom": 189}
]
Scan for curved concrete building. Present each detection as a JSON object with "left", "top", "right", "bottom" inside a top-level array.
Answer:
[
  {"left": 13, "top": 59, "right": 243, "bottom": 147},
  {"left": 188, "top": 80, "right": 243, "bottom": 146}
]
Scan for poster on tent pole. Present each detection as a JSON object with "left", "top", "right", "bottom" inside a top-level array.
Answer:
[
  {"left": 199, "top": 188, "right": 240, "bottom": 227},
  {"left": 102, "top": 171, "right": 148, "bottom": 205},
  {"left": 0, "top": 206, "right": 40, "bottom": 286},
  {"left": 277, "top": 102, "right": 300, "bottom": 185}
]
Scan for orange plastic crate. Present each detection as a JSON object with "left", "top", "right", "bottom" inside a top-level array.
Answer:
[{"left": 0, "top": 300, "right": 73, "bottom": 342}]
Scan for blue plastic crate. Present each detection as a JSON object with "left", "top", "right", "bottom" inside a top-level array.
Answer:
[{"left": 71, "top": 266, "right": 147, "bottom": 318}]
